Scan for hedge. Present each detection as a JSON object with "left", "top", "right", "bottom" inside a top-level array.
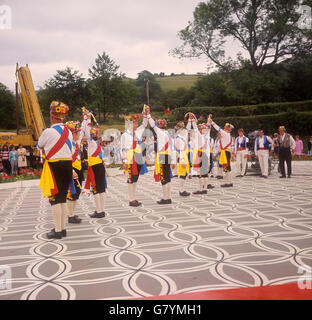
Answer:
[
  {"left": 167, "top": 111, "right": 312, "bottom": 136},
  {"left": 171, "top": 100, "right": 312, "bottom": 119}
]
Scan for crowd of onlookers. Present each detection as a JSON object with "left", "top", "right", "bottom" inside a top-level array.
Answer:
[{"left": 0, "top": 143, "right": 37, "bottom": 176}]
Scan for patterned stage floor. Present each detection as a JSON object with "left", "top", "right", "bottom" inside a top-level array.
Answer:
[{"left": 0, "top": 162, "right": 311, "bottom": 300}]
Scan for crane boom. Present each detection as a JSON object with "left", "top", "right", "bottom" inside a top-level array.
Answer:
[{"left": 16, "top": 65, "right": 46, "bottom": 141}]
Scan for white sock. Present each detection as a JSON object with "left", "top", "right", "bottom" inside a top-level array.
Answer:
[
  {"left": 179, "top": 178, "right": 186, "bottom": 193},
  {"left": 226, "top": 172, "right": 232, "bottom": 184},
  {"left": 73, "top": 200, "right": 77, "bottom": 213},
  {"left": 199, "top": 178, "right": 204, "bottom": 190},
  {"left": 67, "top": 201, "right": 75, "bottom": 217},
  {"left": 51, "top": 204, "right": 62, "bottom": 232},
  {"left": 60, "top": 203, "right": 67, "bottom": 231},
  {"left": 203, "top": 177, "right": 208, "bottom": 189},
  {"left": 100, "top": 192, "right": 106, "bottom": 212},
  {"left": 94, "top": 193, "right": 102, "bottom": 213},
  {"left": 167, "top": 183, "right": 171, "bottom": 200},
  {"left": 162, "top": 184, "right": 167, "bottom": 200},
  {"left": 128, "top": 184, "right": 135, "bottom": 202},
  {"left": 133, "top": 182, "right": 137, "bottom": 201}
]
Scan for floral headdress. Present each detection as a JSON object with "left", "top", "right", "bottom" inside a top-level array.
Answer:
[{"left": 50, "top": 101, "right": 69, "bottom": 120}]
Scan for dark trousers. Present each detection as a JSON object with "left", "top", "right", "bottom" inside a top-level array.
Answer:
[
  {"left": 279, "top": 148, "right": 292, "bottom": 177},
  {"left": 49, "top": 160, "right": 73, "bottom": 205}
]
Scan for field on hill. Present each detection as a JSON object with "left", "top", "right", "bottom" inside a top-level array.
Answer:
[{"left": 155, "top": 75, "right": 200, "bottom": 91}]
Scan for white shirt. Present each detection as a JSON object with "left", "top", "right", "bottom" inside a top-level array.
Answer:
[
  {"left": 212, "top": 122, "right": 232, "bottom": 150},
  {"left": 38, "top": 123, "right": 73, "bottom": 160},
  {"left": 254, "top": 135, "right": 274, "bottom": 156},
  {"left": 175, "top": 128, "right": 188, "bottom": 164},
  {"left": 81, "top": 119, "right": 101, "bottom": 157},
  {"left": 121, "top": 117, "right": 148, "bottom": 164},
  {"left": 148, "top": 115, "right": 176, "bottom": 163},
  {"left": 234, "top": 136, "right": 249, "bottom": 154}
]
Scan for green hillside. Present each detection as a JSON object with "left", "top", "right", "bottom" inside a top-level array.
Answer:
[{"left": 155, "top": 75, "right": 200, "bottom": 91}]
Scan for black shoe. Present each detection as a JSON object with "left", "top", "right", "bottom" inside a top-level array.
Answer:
[
  {"left": 287, "top": 176, "right": 291, "bottom": 178},
  {"left": 236, "top": 175, "right": 243, "bottom": 178},
  {"left": 193, "top": 190, "right": 203, "bottom": 195},
  {"left": 280, "top": 175, "right": 286, "bottom": 179},
  {"left": 89, "top": 211, "right": 105, "bottom": 218},
  {"left": 61, "top": 230, "right": 67, "bottom": 237},
  {"left": 129, "top": 200, "right": 142, "bottom": 207},
  {"left": 47, "top": 229, "right": 62, "bottom": 239},
  {"left": 157, "top": 199, "right": 172, "bottom": 205},
  {"left": 216, "top": 176, "right": 223, "bottom": 179},
  {"left": 201, "top": 190, "right": 207, "bottom": 194},
  {"left": 68, "top": 215, "right": 82, "bottom": 224},
  {"left": 263, "top": 176, "right": 268, "bottom": 179},
  {"left": 207, "top": 184, "right": 215, "bottom": 189},
  {"left": 179, "top": 191, "right": 190, "bottom": 197},
  {"left": 221, "top": 184, "right": 233, "bottom": 188}
]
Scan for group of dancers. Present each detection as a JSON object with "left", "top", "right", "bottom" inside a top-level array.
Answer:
[{"left": 38, "top": 101, "right": 294, "bottom": 239}]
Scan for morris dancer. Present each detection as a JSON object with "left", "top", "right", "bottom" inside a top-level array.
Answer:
[
  {"left": 203, "top": 118, "right": 215, "bottom": 189},
  {"left": 121, "top": 113, "right": 149, "bottom": 207},
  {"left": 38, "top": 101, "right": 73, "bottom": 239},
  {"left": 254, "top": 129, "right": 273, "bottom": 179},
  {"left": 65, "top": 121, "right": 84, "bottom": 223},
  {"left": 174, "top": 120, "right": 190, "bottom": 197},
  {"left": 146, "top": 108, "right": 176, "bottom": 204},
  {"left": 188, "top": 113, "right": 210, "bottom": 194},
  {"left": 82, "top": 108, "right": 106, "bottom": 218},
  {"left": 233, "top": 128, "right": 249, "bottom": 177},
  {"left": 208, "top": 117, "right": 234, "bottom": 187}
]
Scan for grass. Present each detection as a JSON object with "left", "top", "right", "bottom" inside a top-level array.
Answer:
[{"left": 155, "top": 75, "right": 200, "bottom": 91}]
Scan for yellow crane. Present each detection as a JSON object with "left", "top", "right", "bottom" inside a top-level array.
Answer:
[{"left": 0, "top": 64, "right": 46, "bottom": 147}]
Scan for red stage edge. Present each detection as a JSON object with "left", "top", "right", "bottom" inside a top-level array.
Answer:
[{"left": 135, "top": 283, "right": 312, "bottom": 300}]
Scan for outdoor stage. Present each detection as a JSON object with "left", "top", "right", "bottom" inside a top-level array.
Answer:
[{"left": 0, "top": 162, "right": 311, "bottom": 300}]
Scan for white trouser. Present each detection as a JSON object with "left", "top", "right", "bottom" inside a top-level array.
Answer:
[
  {"left": 258, "top": 150, "right": 269, "bottom": 176},
  {"left": 236, "top": 151, "right": 247, "bottom": 175}
]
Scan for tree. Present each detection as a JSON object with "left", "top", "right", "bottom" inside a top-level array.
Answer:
[
  {"left": 0, "top": 83, "right": 16, "bottom": 129},
  {"left": 88, "top": 52, "right": 126, "bottom": 122},
  {"left": 171, "top": 0, "right": 312, "bottom": 71},
  {"left": 38, "top": 67, "right": 88, "bottom": 117}
]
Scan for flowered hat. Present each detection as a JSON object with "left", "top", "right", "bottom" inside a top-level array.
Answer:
[
  {"left": 50, "top": 101, "right": 69, "bottom": 120},
  {"left": 124, "top": 114, "right": 140, "bottom": 122},
  {"left": 225, "top": 123, "right": 234, "bottom": 130},
  {"left": 174, "top": 121, "right": 185, "bottom": 131},
  {"left": 155, "top": 119, "right": 167, "bottom": 129},
  {"left": 65, "top": 121, "right": 81, "bottom": 133},
  {"left": 184, "top": 112, "right": 197, "bottom": 123},
  {"left": 90, "top": 127, "right": 99, "bottom": 136},
  {"left": 198, "top": 123, "right": 209, "bottom": 131}
]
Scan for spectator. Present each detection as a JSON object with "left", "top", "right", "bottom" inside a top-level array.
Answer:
[
  {"left": 294, "top": 135, "right": 303, "bottom": 158},
  {"left": 308, "top": 136, "right": 312, "bottom": 156},
  {"left": 9, "top": 145, "right": 18, "bottom": 175},
  {"left": 17, "top": 144, "right": 28, "bottom": 172},
  {"left": 1, "top": 144, "right": 11, "bottom": 175},
  {"left": 273, "top": 133, "right": 279, "bottom": 159}
]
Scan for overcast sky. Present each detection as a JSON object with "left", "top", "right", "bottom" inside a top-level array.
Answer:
[{"left": 0, "top": 0, "right": 241, "bottom": 91}]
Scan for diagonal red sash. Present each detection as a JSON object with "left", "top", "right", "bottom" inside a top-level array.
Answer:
[
  {"left": 72, "top": 143, "right": 79, "bottom": 162},
  {"left": 92, "top": 142, "right": 101, "bottom": 157},
  {"left": 46, "top": 126, "right": 70, "bottom": 160}
]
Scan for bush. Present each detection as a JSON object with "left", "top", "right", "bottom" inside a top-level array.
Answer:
[{"left": 171, "top": 100, "right": 312, "bottom": 120}]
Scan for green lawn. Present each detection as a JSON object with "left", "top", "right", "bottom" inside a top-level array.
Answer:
[{"left": 155, "top": 75, "right": 200, "bottom": 91}]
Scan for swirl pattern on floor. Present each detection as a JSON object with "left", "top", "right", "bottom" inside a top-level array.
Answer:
[{"left": 0, "top": 162, "right": 311, "bottom": 300}]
